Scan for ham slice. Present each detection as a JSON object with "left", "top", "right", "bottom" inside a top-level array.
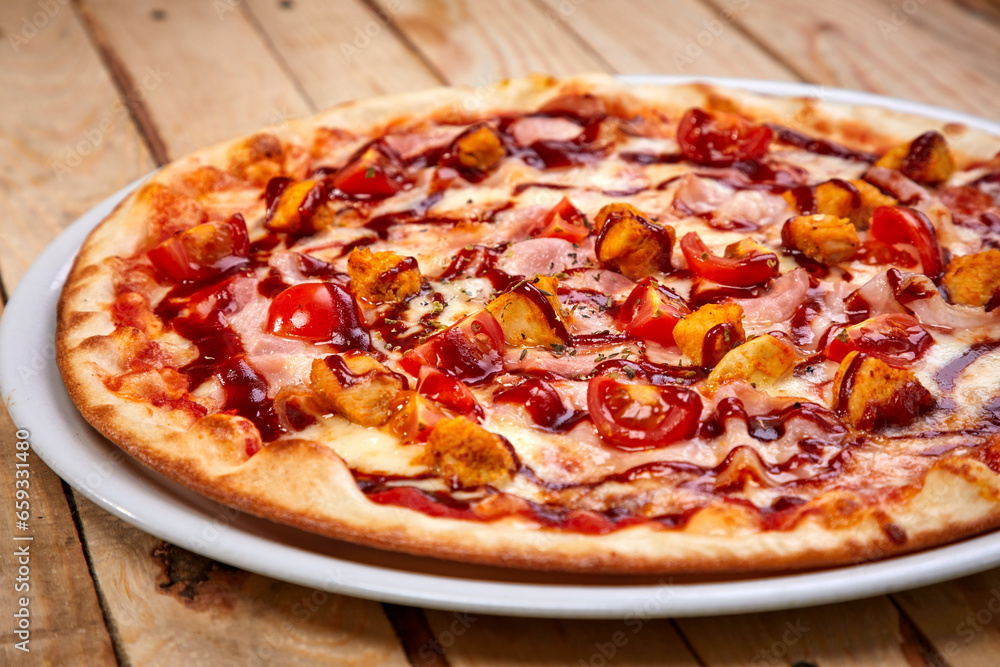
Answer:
[
  {"left": 497, "top": 237, "right": 579, "bottom": 277},
  {"left": 383, "top": 125, "right": 464, "bottom": 160},
  {"left": 713, "top": 190, "right": 791, "bottom": 228},
  {"left": 673, "top": 174, "right": 733, "bottom": 214},
  {"left": 560, "top": 268, "right": 634, "bottom": 295},
  {"left": 510, "top": 117, "right": 583, "bottom": 146},
  {"left": 854, "top": 270, "right": 1000, "bottom": 333},
  {"left": 734, "top": 268, "right": 810, "bottom": 325}
]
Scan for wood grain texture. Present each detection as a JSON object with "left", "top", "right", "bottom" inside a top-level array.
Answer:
[
  {"left": 425, "top": 608, "right": 698, "bottom": 666},
  {"left": 708, "top": 0, "right": 1000, "bottom": 119},
  {"left": 676, "top": 596, "right": 941, "bottom": 666},
  {"left": 73, "top": 496, "right": 409, "bottom": 666},
  {"left": 243, "top": 0, "right": 442, "bottom": 110},
  {"left": 536, "top": 0, "right": 797, "bottom": 80},
  {"left": 7, "top": 1, "right": 1000, "bottom": 664},
  {"left": 0, "top": 310, "right": 116, "bottom": 666},
  {"left": 4, "top": 3, "right": 415, "bottom": 665},
  {"left": 372, "top": 0, "right": 611, "bottom": 86},
  {"left": 78, "top": 0, "right": 313, "bottom": 159},
  {"left": 895, "top": 569, "right": 1000, "bottom": 666},
  {"left": 0, "top": 0, "right": 155, "bottom": 291}
]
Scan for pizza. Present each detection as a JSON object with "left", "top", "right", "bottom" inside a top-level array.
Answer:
[{"left": 56, "top": 74, "right": 1000, "bottom": 574}]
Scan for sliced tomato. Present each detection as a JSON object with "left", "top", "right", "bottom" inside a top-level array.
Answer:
[
  {"left": 587, "top": 376, "right": 702, "bottom": 451},
  {"left": 330, "top": 141, "right": 405, "bottom": 199},
  {"left": 680, "top": 232, "right": 779, "bottom": 287},
  {"left": 824, "top": 313, "right": 933, "bottom": 367},
  {"left": 417, "top": 366, "right": 483, "bottom": 420},
  {"left": 677, "top": 108, "right": 773, "bottom": 166},
  {"left": 389, "top": 391, "right": 448, "bottom": 443},
  {"left": 399, "top": 311, "right": 506, "bottom": 386},
  {"left": 531, "top": 196, "right": 590, "bottom": 243},
  {"left": 265, "top": 282, "right": 370, "bottom": 350},
  {"left": 615, "top": 278, "right": 689, "bottom": 346},
  {"left": 869, "top": 205, "right": 944, "bottom": 279},
  {"left": 148, "top": 215, "right": 250, "bottom": 283},
  {"left": 493, "top": 378, "right": 580, "bottom": 431}
]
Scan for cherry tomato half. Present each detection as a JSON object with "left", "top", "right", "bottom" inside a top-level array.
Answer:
[
  {"left": 677, "top": 108, "right": 773, "bottom": 166},
  {"left": 869, "top": 205, "right": 944, "bottom": 279},
  {"left": 587, "top": 376, "right": 702, "bottom": 451},
  {"left": 148, "top": 215, "right": 250, "bottom": 283},
  {"left": 330, "top": 141, "right": 406, "bottom": 199},
  {"left": 615, "top": 278, "right": 689, "bottom": 346},
  {"left": 265, "top": 282, "right": 370, "bottom": 350},
  {"left": 824, "top": 313, "right": 933, "bottom": 367},
  {"left": 389, "top": 391, "right": 448, "bottom": 443},
  {"left": 494, "top": 378, "right": 579, "bottom": 431},
  {"left": 680, "top": 232, "right": 779, "bottom": 287},
  {"left": 417, "top": 366, "right": 483, "bottom": 420},
  {"left": 400, "top": 311, "right": 506, "bottom": 386},
  {"left": 531, "top": 197, "right": 590, "bottom": 243}
]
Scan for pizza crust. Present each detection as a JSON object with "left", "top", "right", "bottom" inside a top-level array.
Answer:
[{"left": 57, "top": 74, "right": 1000, "bottom": 574}]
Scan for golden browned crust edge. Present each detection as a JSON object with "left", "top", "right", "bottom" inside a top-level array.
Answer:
[{"left": 56, "top": 73, "right": 1000, "bottom": 575}]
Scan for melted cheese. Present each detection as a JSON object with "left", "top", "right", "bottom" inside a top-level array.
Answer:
[{"left": 140, "top": 104, "right": 1000, "bottom": 523}]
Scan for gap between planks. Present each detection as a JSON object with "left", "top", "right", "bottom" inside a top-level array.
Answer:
[{"left": 73, "top": 0, "right": 169, "bottom": 165}]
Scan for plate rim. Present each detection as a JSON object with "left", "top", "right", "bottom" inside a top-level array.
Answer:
[{"left": 4, "top": 76, "right": 1000, "bottom": 619}]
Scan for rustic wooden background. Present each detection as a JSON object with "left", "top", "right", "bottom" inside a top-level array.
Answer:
[{"left": 3, "top": 0, "right": 1000, "bottom": 664}]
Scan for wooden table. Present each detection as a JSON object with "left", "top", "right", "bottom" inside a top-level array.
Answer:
[{"left": 3, "top": 0, "right": 1000, "bottom": 664}]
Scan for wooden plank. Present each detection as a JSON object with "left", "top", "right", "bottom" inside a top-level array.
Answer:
[
  {"left": 0, "top": 0, "right": 156, "bottom": 291},
  {"left": 242, "top": 0, "right": 442, "bottom": 110},
  {"left": 894, "top": 569, "right": 1000, "bottom": 666},
  {"left": 0, "top": 2, "right": 151, "bottom": 657},
  {"left": 536, "top": 0, "right": 797, "bottom": 80},
  {"left": 425, "top": 608, "right": 698, "bottom": 666},
  {"left": 705, "top": 0, "right": 1000, "bottom": 118},
  {"left": 6, "top": 3, "right": 416, "bottom": 664},
  {"left": 0, "top": 302, "right": 116, "bottom": 665},
  {"left": 675, "top": 596, "right": 941, "bottom": 666},
  {"left": 78, "top": 0, "right": 313, "bottom": 158},
  {"left": 75, "top": 496, "right": 409, "bottom": 666},
  {"left": 372, "top": 0, "right": 611, "bottom": 85}
]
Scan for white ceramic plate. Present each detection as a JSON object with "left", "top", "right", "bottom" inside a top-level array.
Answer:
[{"left": 4, "top": 78, "right": 1000, "bottom": 619}]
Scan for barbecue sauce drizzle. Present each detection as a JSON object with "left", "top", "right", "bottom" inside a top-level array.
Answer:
[{"left": 127, "top": 104, "right": 1000, "bottom": 534}]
